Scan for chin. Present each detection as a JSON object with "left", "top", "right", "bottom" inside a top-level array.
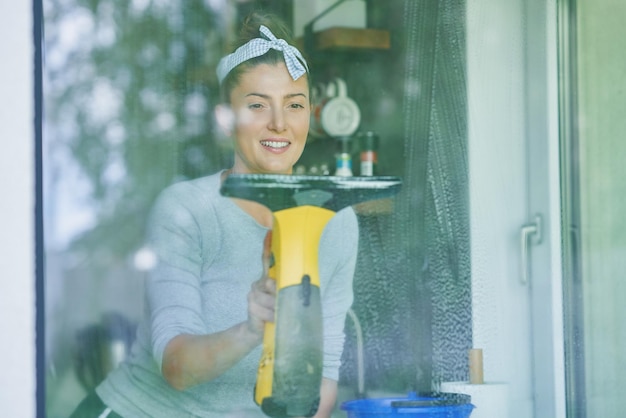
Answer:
[
  {"left": 265, "top": 169, "right": 292, "bottom": 175},
  {"left": 262, "top": 164, "right": 293, "bottom": 175}
]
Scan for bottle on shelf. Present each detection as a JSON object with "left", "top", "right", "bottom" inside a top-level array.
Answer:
[
  {"left": 334, "top": 136, "right": 353, "bottom": 177},
  {"left": 358, "top": 131, "right": 379, "bottom": 176}
]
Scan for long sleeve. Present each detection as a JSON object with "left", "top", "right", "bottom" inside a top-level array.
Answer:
[{"left": 145, "top": 181, "right": 220, "bottom": 370}]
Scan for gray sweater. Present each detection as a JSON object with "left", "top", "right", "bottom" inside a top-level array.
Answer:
[{"left": 96, "top": 172, "right": 358, "bottom": 417}]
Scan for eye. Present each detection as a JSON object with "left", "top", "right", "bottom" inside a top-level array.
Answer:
[
  {"left": 288, "top": 103, "right": 305, "bottom": 109},
  {"left": 248, "top": 103, "right": 264, "bottom": 110}
]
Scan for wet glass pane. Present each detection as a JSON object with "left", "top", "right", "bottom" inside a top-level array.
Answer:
[{"left": 43, "top": 1, "right": 471, "bottom": 416}]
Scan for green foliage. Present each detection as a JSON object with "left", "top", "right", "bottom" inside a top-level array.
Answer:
[{"left": 45, "top": 0, "right": 231, "bottom": 258}]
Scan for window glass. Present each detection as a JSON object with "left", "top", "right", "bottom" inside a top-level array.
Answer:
[{"left": 43, "top": 0, "right": 471, "bottom": 416}]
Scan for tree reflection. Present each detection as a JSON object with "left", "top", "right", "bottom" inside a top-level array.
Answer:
[
  {"left": 45, "top": 0, "right": 230, "bottom": 257},
  {"left": 44, "top": 1, "right": 233, "bottom": 414}
]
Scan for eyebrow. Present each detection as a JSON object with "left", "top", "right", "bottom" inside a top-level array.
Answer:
[{"left": 245, "top": 92, "right": 308, "bottom": 100}]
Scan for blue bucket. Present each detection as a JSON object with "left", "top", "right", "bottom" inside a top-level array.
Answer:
[{"left": 341, "top": 392, "right": 474, "bottom": 417}]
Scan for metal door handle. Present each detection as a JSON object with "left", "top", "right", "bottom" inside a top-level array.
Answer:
[{"left": 520, "top": 214, "right": 542, "bottom": 285}]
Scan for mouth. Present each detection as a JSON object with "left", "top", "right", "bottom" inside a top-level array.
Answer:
[{"left": 260, "top": 139, "right": 290, "bottom": 150}]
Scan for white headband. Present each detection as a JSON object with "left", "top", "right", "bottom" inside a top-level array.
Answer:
[{"left": 216, "top": 25, "right": 309, "bottom": 84}]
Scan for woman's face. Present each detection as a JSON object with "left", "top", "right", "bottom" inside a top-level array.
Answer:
[{"left": 228, "top": 62, "right": 310, "bottom": 175}]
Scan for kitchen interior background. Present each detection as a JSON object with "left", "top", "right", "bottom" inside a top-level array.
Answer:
[{"left": 44, "top": 0, "right": 470, "bottom": 415}]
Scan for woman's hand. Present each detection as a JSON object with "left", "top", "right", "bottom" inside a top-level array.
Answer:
[
  {"left": 246, "top": 276, "right": 276, "bottom": 337},
  {"left": 246, "top": 231, "right": 276, "bottom": 337}
]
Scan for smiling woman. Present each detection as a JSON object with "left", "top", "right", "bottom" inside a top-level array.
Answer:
[{"left": 67, "top": 10, "right": 358, "bottom": 418}]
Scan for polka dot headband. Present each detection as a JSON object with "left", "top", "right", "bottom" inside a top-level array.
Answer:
[{"left": 216, "top": 25, "right": 309, "bottom": 84}]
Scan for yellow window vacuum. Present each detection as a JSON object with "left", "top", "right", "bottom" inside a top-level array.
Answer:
[{"left": 221, "top": 174, "right": 402, "bottom": 418}]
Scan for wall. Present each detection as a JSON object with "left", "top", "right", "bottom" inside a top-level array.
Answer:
[{"left": 0, "top": 2, "right": 36, "bottom": 417}]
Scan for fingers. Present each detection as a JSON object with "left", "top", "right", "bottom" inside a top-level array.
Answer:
[
  {"left": 247, "top": 277, "right": 276, "bottom": 335},
  {"left": 262, "top": 276, "right": 276, "bottom": 293},
  {"left": 250, "top": 279, "right": 275, "bottom": 317}
]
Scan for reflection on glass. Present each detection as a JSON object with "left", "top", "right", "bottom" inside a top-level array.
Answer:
[
  {"left": 44, "top": 0, "right": 471, "bottom": 416},
  {"left": 44, "top": 2, "right": 229, "bottom": 415}
]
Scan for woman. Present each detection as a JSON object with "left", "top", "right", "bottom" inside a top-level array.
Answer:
[{"left": 70, "top": 12, "right": 358, "bottom": 418}]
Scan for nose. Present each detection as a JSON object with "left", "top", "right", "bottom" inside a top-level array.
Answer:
[{"left": 268, "top": 108, "right": 286, "bottom": 132}]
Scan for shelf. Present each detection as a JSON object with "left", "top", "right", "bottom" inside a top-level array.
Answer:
[{"left": 297, "top": 27, "right": 391, "bottom": 52}]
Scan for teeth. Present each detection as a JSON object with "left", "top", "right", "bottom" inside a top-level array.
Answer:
[{"left": 261, "top": 140, "right": 289, "bottom": 149}]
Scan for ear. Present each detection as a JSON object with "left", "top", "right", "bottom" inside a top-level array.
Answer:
[{"left": 214, "top": 104, "right": 235, "bottom": 137}]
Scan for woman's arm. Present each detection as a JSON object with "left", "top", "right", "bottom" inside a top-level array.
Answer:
[
  {"left": 312, "top": 378, "right": 338, "bottom": 418},
  {"left": 162, "top": 323, "right": 258, "bottom": 390},
  {"left": 149, "top": 186, "right": 275, "bottom": 390},
  {"left": 161, "top": 275, "right": 276, "bottom": 390}
]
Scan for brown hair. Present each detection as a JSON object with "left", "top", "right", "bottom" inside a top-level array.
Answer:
[{"left": 220, "top": 12, "right": 309, "bottom": 103}]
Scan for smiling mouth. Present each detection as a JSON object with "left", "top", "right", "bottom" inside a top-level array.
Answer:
[{"left": 260, "top": 140, "right": 290, "bottom": 149}]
